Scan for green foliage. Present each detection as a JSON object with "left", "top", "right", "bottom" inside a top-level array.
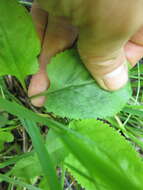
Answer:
[
  {"left": 11, "top": 155, "right": 42, "bottom": 183},
  {"left": 0, "top": 1, "right": 143, "bottom": 190},
  {"left": 65, "top": 119, "right": 143, "bottom": 190},
  {"left": 11, "top": 129, "right": 67, "bottom": 183},
  {"left": 46, "top": 129, "right": 68, "bottom": 165},
  {"left": 1, "top": 98, "right": 143, "bottom": 190},
  {"left": 0, "top": 131, "right": 14, "bottom": 151},
  {"left": 0, "top": 174, "right": 42, "bottom": 190},
  {"left": 0, "top": 115, "right": 8, "bottom": 127},
  {"left": 123, "top": 106, "right": 143, "bottom": 118},
  {"left": 0, "top": 0, "right": 40, "bottom": 87},
  {"left": 21, "top": 119, "right": 62, "bottom": 190},
  {"left": 45, "top": 49, "right": 132, "bottom": 119}
]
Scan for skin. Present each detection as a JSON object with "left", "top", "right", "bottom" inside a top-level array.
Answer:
[{"left": 28, "top": 0, "right": 143, "bottom": 107}]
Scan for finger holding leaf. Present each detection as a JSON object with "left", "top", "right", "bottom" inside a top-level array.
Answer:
[{"left": 28, "top": 0, "right": 143, "bottom": 107}]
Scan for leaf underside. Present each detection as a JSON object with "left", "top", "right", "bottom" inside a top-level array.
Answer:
[{"left": 45, "top": 49, "right": 132, "bottom": 119}]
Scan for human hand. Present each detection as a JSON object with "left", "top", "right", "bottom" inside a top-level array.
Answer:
[{"left": 28, "top": 0, "right": 143, "bottom": 107}]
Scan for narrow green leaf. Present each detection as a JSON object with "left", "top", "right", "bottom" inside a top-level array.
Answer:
[
  {"left": 0, "top": 174, "right": 41, "bottom": 190},
  {"left": 21, "top": 119, "right": 61, "bottom": 190},
  {"left": 123, "top": 107, "right": 143, "bottom": 117},
  {"left": 0, "top": 152, "right": 34, "bottom": 169},
  {"left": 0, "top": 98, "right": 69, "bottom": 133}
]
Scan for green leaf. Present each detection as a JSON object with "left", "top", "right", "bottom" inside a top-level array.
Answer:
[
  {"left": 123, "top": 107, "right": 143, "bottom": 117},
  {"left": 0, "top": 115, "right": 8, "bottom": 127},
  {"left": 0, "top": 131, "right": 14, "bottom": 151},
  {"left": 0, "top": 174, "right": 41, "bottom": 190},
  {"left": 39, "top": 177, "right": 50, "bottom": 190},
  {"left": 0, "top": 151, "right": 34, "bottom": 169},
  {"left": 0, "top": 0, "right": 40, "bottom": 87},
  {"left": 0, "top": 98, "right": 142, "bottom": 189},
  {"left": 11, "top": 129, "right": 67, "bottom": 183},
  {"left": 46, "top": 129, "right": 68, "bottom": 165},
  {"left": 0, "top": 98, "right": 70, "bottom": 133},
  {"left": 45, "top": 49, "right": 132, "bottom": 119},
  {"left": 21, "top": 119, "right": 62, "bottom": 190},
  {"left": 11, "top": 155, "right": 42, "bottom": 183},
  {"left": 65, "top": 119, "right": 143, "bottom": 190}
]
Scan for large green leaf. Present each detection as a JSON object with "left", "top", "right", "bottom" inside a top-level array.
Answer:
[
  {"left": 0, "top": 0, "right": 40, "bottom": 87},
  {"left": 45, "top": 49, "right": 131, "bottom": 119},
  {"left": 65, "top": 119, "right": 143, "bottom": 190}
]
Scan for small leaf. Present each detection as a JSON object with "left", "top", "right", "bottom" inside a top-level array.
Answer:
[
  {"left": 65, "top": 119, "right": 143, "bottom": 190},
  {"left": 11, "top": 129, "right": 67, "bottom": 182},
  {"left": 0, "top": 0, "right": 40, "bottom": 87},
  {"left": 45, "top": 49, "right": 132, "bottom": 119},
  {"left": 0, "top": 115, "right": 8, "bottom": 127},
  {"left": 46, "top": 129, "right": 68, "bottom": 165},
  {"left": 0, "top": 131, "right": 14, "bottom": 151},
  {"left": 12, "top": 155, "right": 42, "bottom": 183}
]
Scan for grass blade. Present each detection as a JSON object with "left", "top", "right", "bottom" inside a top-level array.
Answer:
[
  {"left": 0, "top": 152, "right": 34, "bottom": 169},
  {"left": 123, "top": 107, "right": 143, "bottom": 117},
  {"left": 21, "top": 119, "right": 61, "bottom": 190},
  {"left": 0, "top": 174, "right": 41, "bottom": 190}
]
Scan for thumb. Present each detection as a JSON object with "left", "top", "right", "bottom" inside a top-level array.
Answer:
[
  {"left": 79, "top": 47, "right": 128, "bottom": 91},
  {"left": 77, "top": 11, "right": 143, "bottom": 91},
  {"left": 78, "top": 28, "right": 129, "bottom": 91}
]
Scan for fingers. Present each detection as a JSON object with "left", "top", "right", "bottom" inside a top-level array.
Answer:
[
  {"left": 125, "top": 25, "right": 143, "bottom": 67},
  {"left": 28, "top": 14, "right": 78, "bottom": 107},
  {"left": 28, "top": 24, "right": 50, "bottom": 107},
  {"left": 28, "top": 70, "right": 50, "bottom": 107},
  {"left": 28, "top": 2, "right": 49, "bottom": 107},
  {"left": 37, "top": 15, "right": 78, "bottom": 68},
  {"left": 78, "top": 1, "right": 143, "bottom": 91}
]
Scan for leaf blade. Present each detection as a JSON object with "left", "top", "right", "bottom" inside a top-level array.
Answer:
[
  {"left": 64, "top": 119, "right": 143, "bottom": 190},
  {"left": 21, "top": 119, "right": 61, "bottom": 190},
  {"left": 45, "top": 49, "right": 132, "bottom": 119},
  {"left": 0, "top": 0, "right": 40, "bottom": 86}
]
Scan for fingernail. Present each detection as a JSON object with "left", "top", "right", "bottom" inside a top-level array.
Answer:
[{"left": 103, "top": 63, "right": 128, "bottom": 91}]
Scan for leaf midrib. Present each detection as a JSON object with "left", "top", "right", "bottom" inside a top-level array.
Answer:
[{"left": 47, "top": 80, "right": 95, "bottom": 95}]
